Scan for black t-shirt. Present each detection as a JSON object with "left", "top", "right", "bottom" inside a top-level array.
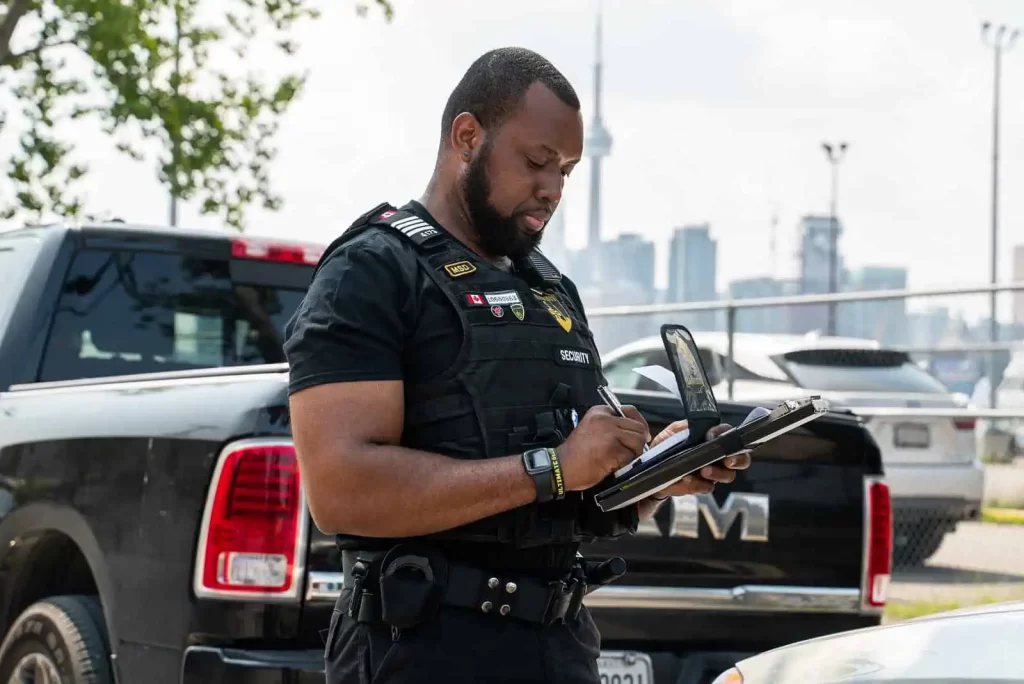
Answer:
[{"left": 284, "top": 200, "right": 591, "bottom": 394}]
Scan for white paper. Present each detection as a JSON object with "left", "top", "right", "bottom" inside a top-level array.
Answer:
[
  {"left": 614, "top": 426, "right": 689, "bottom": 478},
  {"left": 607, "top": 405, "right": 773, "bottom": 508},
  {"left": 632, "top": 365, "right": 681, "bottom": 401}
]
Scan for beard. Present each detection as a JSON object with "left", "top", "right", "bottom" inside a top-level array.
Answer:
[{"left": 460, "top": 143, "right": 544, "bottom": 260}]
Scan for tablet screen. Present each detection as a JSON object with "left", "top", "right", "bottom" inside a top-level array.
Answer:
[{"left": 663, "top": 325, "right": 719, "bottom": 417}]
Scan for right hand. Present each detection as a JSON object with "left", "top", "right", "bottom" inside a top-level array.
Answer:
[{"left": 556, "top": 405, "right": 651, "bottom": 492}]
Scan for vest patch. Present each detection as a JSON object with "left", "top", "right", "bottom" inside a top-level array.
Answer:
[
  {"left": 556, "top": 347, "right": 593, "bottom": 368},
  {"left": 484, "top": 290, "right": 522, "bottom": 306},
  {"left": 532, "top": 289, "right": 572, "bottom": 332},
  {"left": 510, "top": 303, "right": 525, "bottom": 321},
  {"left": 490, "top": 305, "right": 504, "bottom": 318},
  {"left": 392, "top": 215, "right": 439, "bottom": 240},
  {"left": 444, "top": 261, "right": 477, "bottom": 278},
  {"left": 464, "top": 293, "right": 486, "bottom": 306}
]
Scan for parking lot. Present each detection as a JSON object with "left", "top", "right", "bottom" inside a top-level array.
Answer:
[{"left": 887, "top": 459, "right": 1024, "bottom": 619}]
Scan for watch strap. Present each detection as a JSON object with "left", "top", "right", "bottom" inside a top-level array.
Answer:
[{"left": 522, "top": 449, "right": 553, "bottom": 503}]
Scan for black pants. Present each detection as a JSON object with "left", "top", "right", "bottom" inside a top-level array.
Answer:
[{"left": 323, "top": 587, "right": 602, "bottom": 683}]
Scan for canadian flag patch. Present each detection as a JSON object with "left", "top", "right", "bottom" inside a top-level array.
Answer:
[{"left": 464, "top": 293, "right": 485, "bottom": 306}]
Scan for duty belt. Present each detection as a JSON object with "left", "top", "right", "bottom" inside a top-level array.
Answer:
[{"left": 341, "top": 546, "right": 626, "bottom": 628}]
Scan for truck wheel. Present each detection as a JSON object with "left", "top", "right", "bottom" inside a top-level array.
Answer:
[{"left": 0, "top": 595, "right": 111, "bottom": 684}]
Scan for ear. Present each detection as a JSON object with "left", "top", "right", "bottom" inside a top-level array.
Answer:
[{"left": 450, "top": 112, "right": 483, "bottom": 160}]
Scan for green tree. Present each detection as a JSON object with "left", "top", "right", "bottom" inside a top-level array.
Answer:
[{"left": 0, "top": 0, "right": 393, "bottom": 230}]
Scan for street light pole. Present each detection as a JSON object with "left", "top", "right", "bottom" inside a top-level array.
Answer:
[
  {"left": 822, "top": 141, "right": 848, "bottom": 336},
  {"left": 981, "top": 22, "right": 1019, "bottom": 408}
]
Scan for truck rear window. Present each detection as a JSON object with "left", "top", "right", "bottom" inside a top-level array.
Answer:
[
  {"left": 777, "top": 349, "right": 950, "bottom": 394},
  {"left": 38, "top": 248, "right": 311, "bottom": 383}
]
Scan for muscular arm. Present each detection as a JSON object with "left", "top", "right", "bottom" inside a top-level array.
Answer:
[{"left": 290, "top": 380, "right": 537, "bottom": 537}]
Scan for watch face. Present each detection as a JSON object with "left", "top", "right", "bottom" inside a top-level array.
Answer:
[{"left": 527, "top": 449, "right": 552, "bottom": 471}]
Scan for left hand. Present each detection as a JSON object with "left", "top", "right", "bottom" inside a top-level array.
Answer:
[{"left": 646, "top": 420, "right": 752, "bottom": 498}]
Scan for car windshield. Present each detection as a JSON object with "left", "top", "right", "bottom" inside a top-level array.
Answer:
[{"left": 777, "top": 349, "right": 950, "bottom": 394}]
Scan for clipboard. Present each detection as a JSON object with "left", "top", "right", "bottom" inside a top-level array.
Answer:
[{"left": 591, "top": 324, "right": 831, "bottom": 512}]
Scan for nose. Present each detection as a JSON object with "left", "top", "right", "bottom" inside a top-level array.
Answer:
[{"left": 535, "top": 167, "right": 563, "bottom": 205}]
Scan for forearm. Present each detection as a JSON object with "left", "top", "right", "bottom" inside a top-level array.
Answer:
[{"left": 306, "top": 443, "right": 537, "bottom": 537}]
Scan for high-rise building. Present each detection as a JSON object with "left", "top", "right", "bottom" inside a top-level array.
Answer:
[
  {"left": 729, "top": 277, "right": 788, "bottom": 334},
  {"left": 668, "top": 224, "right": 718, "bottom": 330},
  {"left": 793, "top": 215, "right": 844, "bottom": 334},
  {"left": 600, "top": 233, "right": 655, "bottom": 294},
  {"left": 839, "top": 266, "right": 908, "bottom": 344},
  {"left": 1014, "top": 245, "right": 1024, "bottom": 327}
]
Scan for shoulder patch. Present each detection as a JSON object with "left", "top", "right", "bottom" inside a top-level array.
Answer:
[
  {"left": 367, "top": 208, "right": 445, "bottom": 248},
  {"left": 444, "top": 260, "right": 477, "bottom": 278}
]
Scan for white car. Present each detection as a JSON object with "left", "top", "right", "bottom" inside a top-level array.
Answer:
[
  {"left": 711, "top": 599, "right": 1024, "bottom": 683},
  {"left": 601, "top": 332, "right": 984, "bottom": 567}
]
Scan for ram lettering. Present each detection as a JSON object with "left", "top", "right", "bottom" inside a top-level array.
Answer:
[{"left": 636, "top": 492, "right": 770, "bottom": 541}]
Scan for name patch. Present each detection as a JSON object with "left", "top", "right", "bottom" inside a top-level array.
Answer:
[
  {"left": 444, "top": 261, "right": 477, "bottom": 278},
  {"left": 556, "top": 347, "right": 593, "bottom": 368},
  {"left": 484, "top": 290, "right": 522, "bottom": 306}
]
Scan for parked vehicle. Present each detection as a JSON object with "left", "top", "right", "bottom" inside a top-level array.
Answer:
[
  {"left": 711, "top": 599, "right": 1024, "bottom": 683},
  {"left": 603, "top": 332, "right": 984, "bottom": 567},
  {"left": 0, "top": 222, "right": 890, "bottom": 684}
]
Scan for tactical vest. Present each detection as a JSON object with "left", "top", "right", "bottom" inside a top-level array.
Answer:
[{"left": 323, "top": 203, "right": 638, "bottom": 549}]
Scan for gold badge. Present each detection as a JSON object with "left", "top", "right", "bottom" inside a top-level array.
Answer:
[
  {"left": 511, "top": 303, "right": 525, "bottom": 321},
  {"left": 444, "top": 261, "right": 477, "bottom": 278},
  {"left": 531, "top": 289, "right": 572, "bottom": 332}
]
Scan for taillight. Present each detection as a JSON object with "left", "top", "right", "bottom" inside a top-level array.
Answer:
[
  {"left": 193, "top": 439, "right": 308, "bottom": 601},
  {"left": 954, "top": 418, "right": 976, "bottom": 431},
  {"left": 861, "top": 477, "right": 892, "bottom": 610},
  {"left": 231, "top": 238, "right": 324, "bottom": 265}
]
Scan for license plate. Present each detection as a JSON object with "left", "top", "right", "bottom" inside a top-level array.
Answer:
[
  {"left": 598, "top": 650, "right": 654, "bottom": 684},
  {"left": 894, "top": 423, "right": 930, "bottom": 449}
]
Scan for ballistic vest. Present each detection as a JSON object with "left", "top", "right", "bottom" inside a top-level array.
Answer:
[{"left": 325, "top": 203, "right": 636, "bottom": 548}]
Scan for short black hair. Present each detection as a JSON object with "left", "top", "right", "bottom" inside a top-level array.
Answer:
[{"left": 440, "top": 47, "right": 580, "bottom": 143}]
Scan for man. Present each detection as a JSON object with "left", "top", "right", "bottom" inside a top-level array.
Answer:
[{"left": 284, "top": 47, "right": 751, "bottom": 684}]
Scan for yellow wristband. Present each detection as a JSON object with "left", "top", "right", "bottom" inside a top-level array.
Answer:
[{"left": 548, "top": 448, "right": 565, "bottom": 500}]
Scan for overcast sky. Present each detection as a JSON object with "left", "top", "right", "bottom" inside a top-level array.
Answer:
[{"left": 33, "top": 0, "right": 1024, "bottom": 321}]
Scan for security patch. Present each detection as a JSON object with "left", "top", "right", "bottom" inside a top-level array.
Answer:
[
  {"left": 444, "top": 261, "right": 477, "bottom": 278},
  {"left": 484, "top": 290, "right": 522, "bottom": 306},
  {"left": 554, "top": 347, "right": 594, "bottom": 368}
]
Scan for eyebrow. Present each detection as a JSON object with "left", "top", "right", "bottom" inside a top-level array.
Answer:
[{"left": 540, "top": 144, "right": 580, "bottom": 166}]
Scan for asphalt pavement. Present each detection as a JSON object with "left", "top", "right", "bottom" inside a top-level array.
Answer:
[{"left": 890, "top": 521, "right": 1024, "bottom": 605}]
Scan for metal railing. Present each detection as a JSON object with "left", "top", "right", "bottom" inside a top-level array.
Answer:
[{"left": 586, "top": 280, "right": 1024, "bottom": 402}]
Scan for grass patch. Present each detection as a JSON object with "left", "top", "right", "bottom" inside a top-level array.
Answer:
[
  {"left": 982, "top": 508, "right": 1024, "bottom": 525},
  {"left": 884, "top": 600, "right": 964, "bottom": 622},
  {"left": 986, "top": 498, "right": 1024, "bottom": 511}
]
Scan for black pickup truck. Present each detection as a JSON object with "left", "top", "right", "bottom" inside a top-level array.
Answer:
[{"left": 0, "top": 221, "right": 892, "bottom": 684}]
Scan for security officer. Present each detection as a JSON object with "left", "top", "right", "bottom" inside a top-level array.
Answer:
[{"left": 284, "top": 47, "right": 751, "bottom": 684}]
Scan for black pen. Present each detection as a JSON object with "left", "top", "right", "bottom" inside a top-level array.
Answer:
[{"left": 597, "top": 385, "right": 649, "bottom": 453}]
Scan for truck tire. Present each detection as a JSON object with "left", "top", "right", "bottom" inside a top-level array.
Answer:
[{"left": 0, "top": 595, "right": 112, "bottom": 684}]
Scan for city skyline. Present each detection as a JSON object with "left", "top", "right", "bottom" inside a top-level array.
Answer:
[{"left": 12, "top": 0, "right": 1024, "bottom": 326}]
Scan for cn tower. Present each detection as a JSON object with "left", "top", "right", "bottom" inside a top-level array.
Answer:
[{"left": 584, "top": 5, "right": 612, "bottom": 253}]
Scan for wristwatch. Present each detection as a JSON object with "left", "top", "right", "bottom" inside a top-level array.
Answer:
[{"left": 522, "top": 448, "right": 557, "bottom": 503}]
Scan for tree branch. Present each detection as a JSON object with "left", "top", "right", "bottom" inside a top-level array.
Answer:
[
  {"left": 5, "top": 38, "right": 77, "bottom": 66},
  {"left": 0, "top": 0, "right": 31, "bottom": 66}
]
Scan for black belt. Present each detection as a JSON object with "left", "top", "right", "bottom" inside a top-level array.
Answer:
[{"left": 341, "top": 547, "right": 625, "bottom": 628}]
